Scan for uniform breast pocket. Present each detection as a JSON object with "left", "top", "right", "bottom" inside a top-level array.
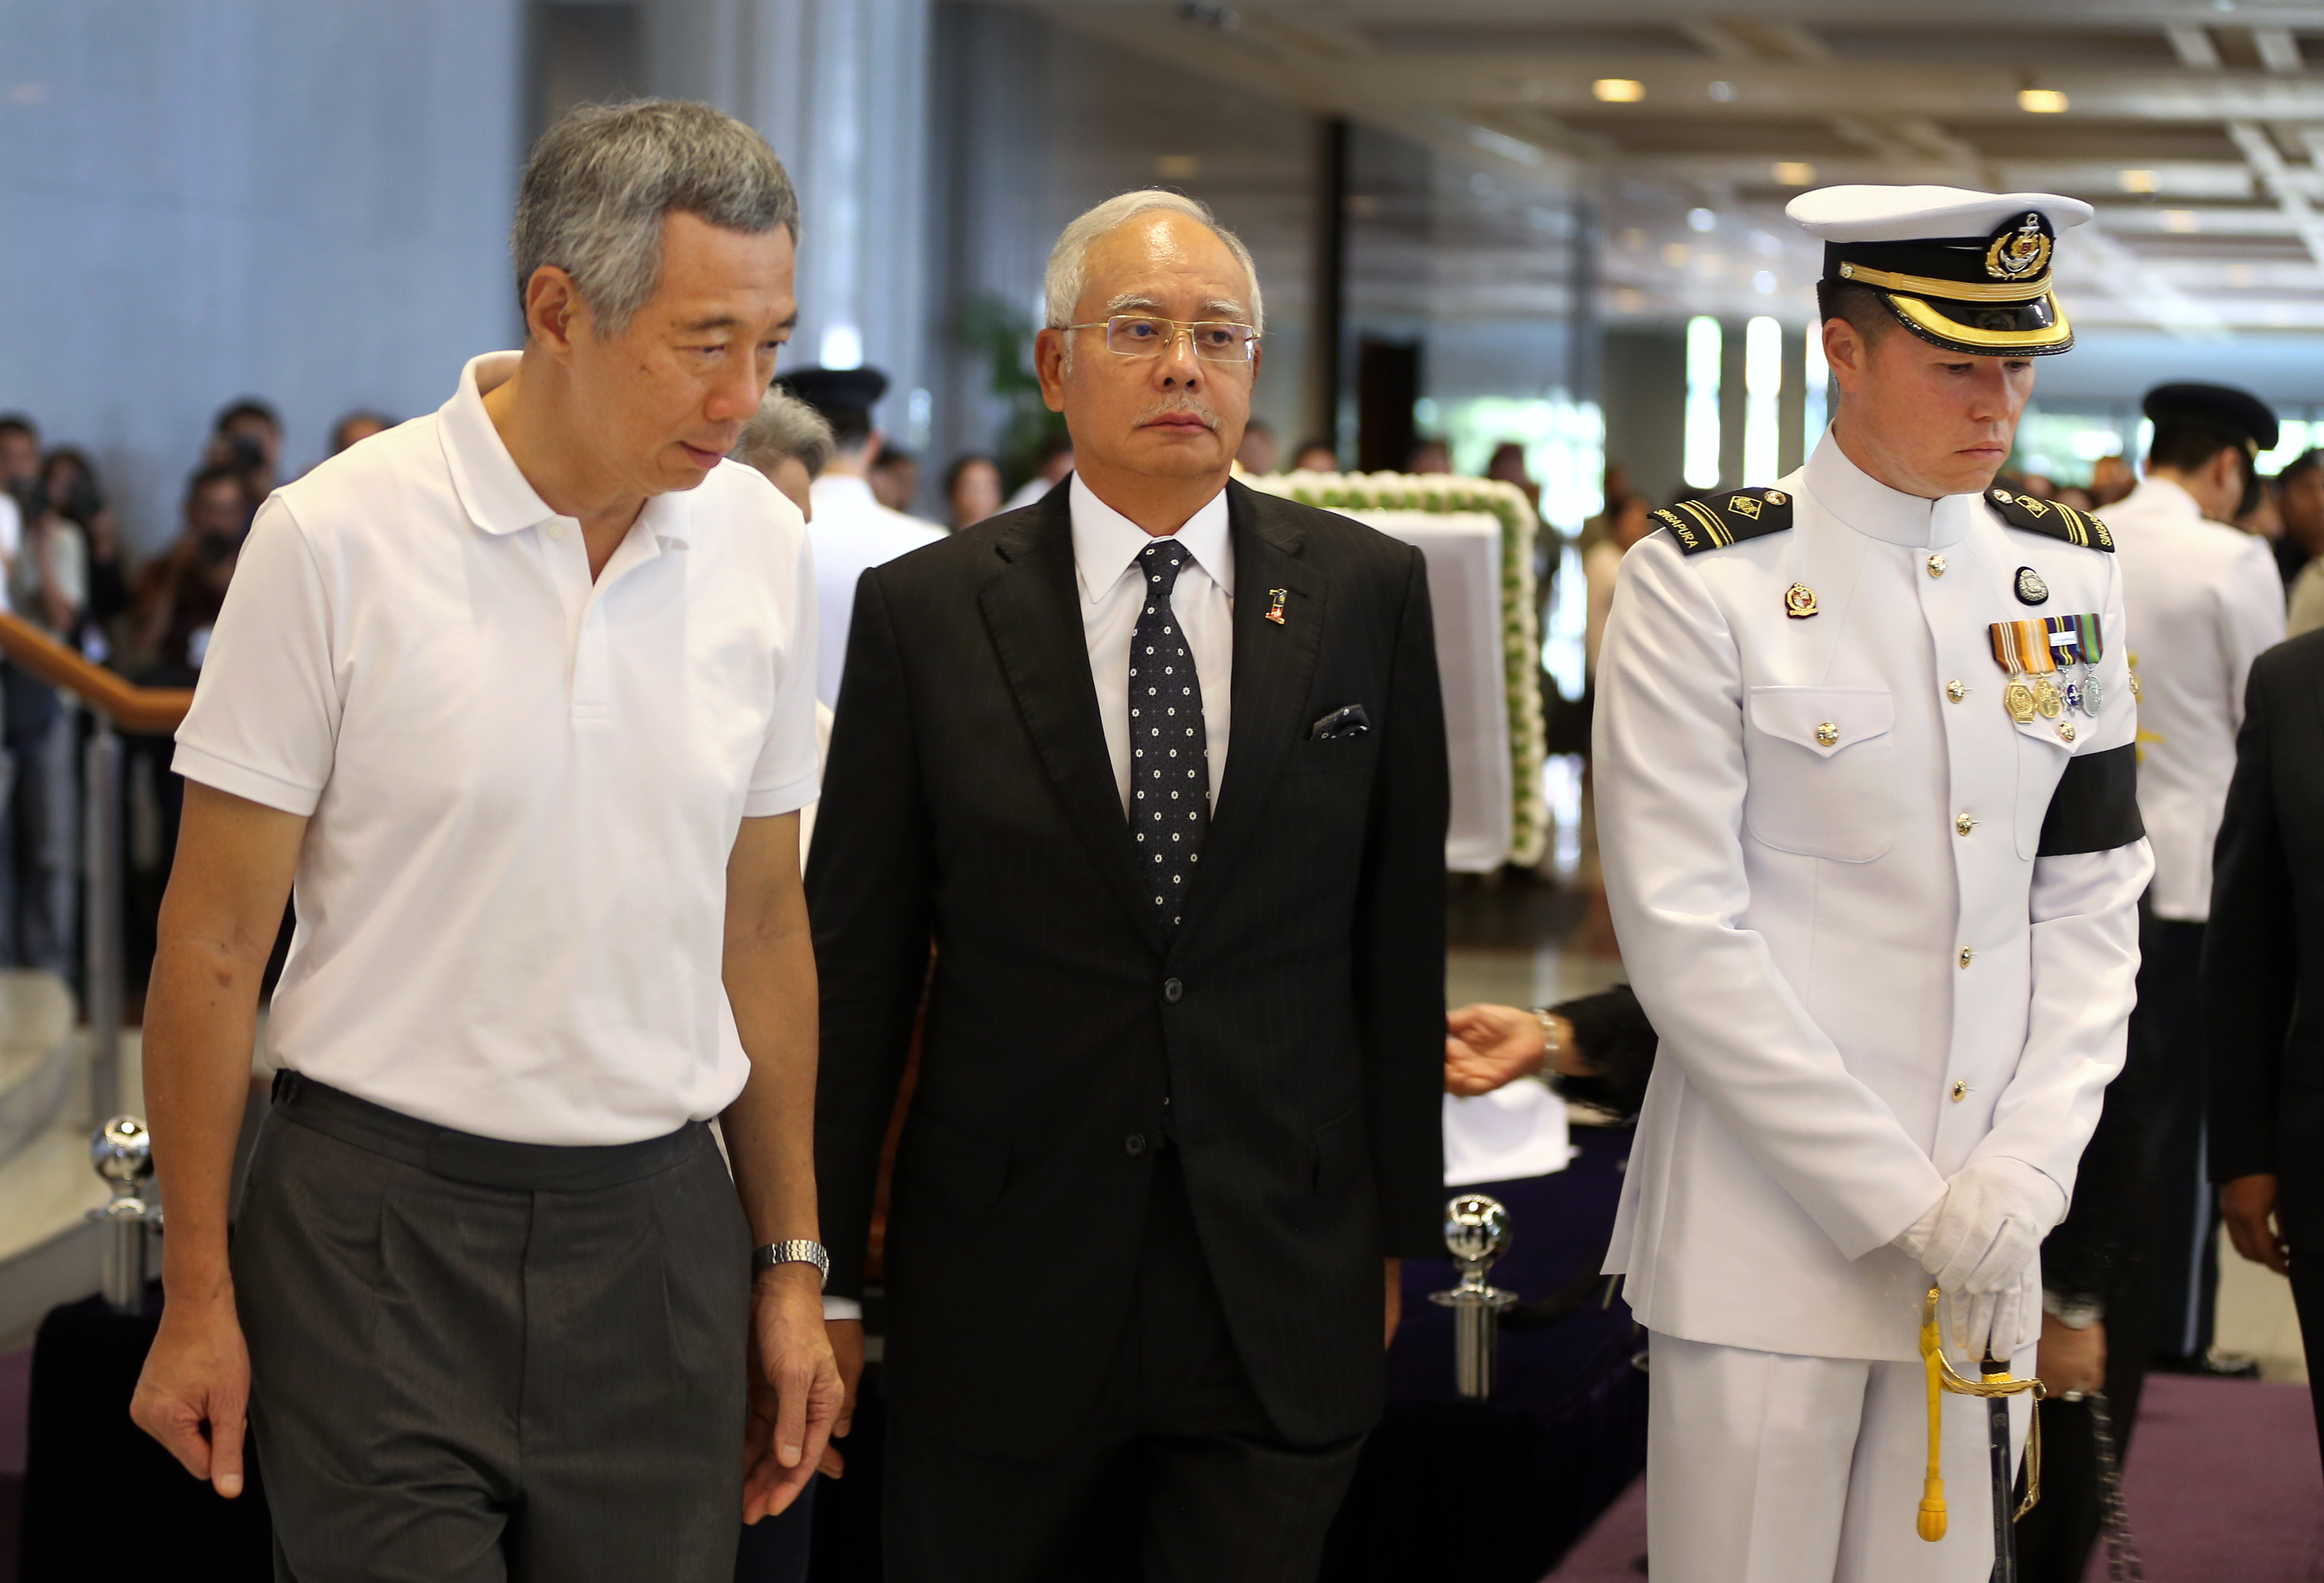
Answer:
[{"left": 1742, "top": 686, "right": 1898, "bottom": 863}]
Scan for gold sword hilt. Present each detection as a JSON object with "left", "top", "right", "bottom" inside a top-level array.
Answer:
[{"left": 1917, "top": 1286, "right": 2048, "bottom": 1543}]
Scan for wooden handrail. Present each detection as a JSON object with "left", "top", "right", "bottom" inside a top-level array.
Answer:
[{"left": 0, "top": 613, "right": 194, "bottom": 734}]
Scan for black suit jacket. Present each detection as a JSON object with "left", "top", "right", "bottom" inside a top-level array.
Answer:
[
  {"left": 2205, "top": 630, "right": 2324, "bottom": 1245},
  {"left": 807, "top": 478, "right": 1449, "bottom": 1456}
]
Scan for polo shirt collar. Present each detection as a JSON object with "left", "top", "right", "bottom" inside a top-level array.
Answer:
[
  {"left": 1068, "top": 474, "right": 1235, "bottom": 605},
  {"left": 438, "top": 351, "right": 695, "bottom": 551}
]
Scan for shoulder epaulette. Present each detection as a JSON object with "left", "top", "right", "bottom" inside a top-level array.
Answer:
[
  {"left": 1986, "top": 487, "right": 2114, "bottom": 551},
  {"left": 1652, "top": 488, "right": 1794, "bottom": 556}
]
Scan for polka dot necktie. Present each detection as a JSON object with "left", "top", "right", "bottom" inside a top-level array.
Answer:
[{"left": 1129, "top": 539, "right": 1208, "bottom": 929}]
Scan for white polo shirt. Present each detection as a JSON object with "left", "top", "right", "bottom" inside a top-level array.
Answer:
[{"left": 174, "top": 352, "right": 821, "bottom": 1145}]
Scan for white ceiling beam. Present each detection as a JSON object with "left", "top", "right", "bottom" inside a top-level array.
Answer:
[
  {"left": 1673, "top": 19, "right": 1754, "bottom": 62},
  {"left": 2228, "top": 119, "right": 2324, "bottom": 267},
  {"left": 2166, "top": 24, "right": 2223, "bottom": 68},
  {"left": 2254, "top": 28, "right": 2306, "bottom": 74}
]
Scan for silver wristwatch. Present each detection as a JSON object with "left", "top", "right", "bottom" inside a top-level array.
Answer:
[{"left": 751, "top": 1239, "right": 831, "bottom": 1288}]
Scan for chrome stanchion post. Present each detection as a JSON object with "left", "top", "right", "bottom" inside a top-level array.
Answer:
[
  {"left": 89, "top": 1115, "right": 159, "bottom": 1314},
  {"left": 83, "top": 715, "right": 122, "bottom": 1123},
  {"left": 1430, "top": 1193, "right": 1516, "bottom": 1399}
]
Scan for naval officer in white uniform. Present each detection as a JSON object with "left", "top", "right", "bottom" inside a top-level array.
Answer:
[
  {"left": 1595, "top": 187, "right": 2152, "bottom": 1582},
  {"left": 2101, "top": 382, "right": 2284, "bottom": 1369}
]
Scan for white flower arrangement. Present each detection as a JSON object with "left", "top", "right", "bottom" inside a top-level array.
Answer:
[{"left": 1244, "top": 471, "right": 1547, "bottom": 867}]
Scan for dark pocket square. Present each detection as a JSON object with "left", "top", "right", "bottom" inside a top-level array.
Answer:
[{"left": 1310, "top": 704, "right": 1371, "bottom": 740}]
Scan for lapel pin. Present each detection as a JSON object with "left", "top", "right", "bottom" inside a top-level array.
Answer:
[
  {"left": 1784, "top": 582, "right": 1819, "bottom": 619},
  {"left": 1266, "top": 588, "right": 1289, "bottom": 625}
]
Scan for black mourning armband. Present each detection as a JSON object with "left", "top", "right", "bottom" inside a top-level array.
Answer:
[{"left": 2037, "top": 742, "right": 2143, "bottom": 856}]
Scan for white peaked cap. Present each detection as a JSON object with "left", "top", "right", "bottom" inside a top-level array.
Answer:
[{"left": 1785, "top": 185, "right": 2094, "bottom": 243}]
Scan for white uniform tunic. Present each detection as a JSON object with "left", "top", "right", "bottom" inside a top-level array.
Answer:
[
  {"left": 807, "top": 473, "right": 946, "bottom": 707},
  {"left": 2104, "top": 475, "right": 2283, "bottom": 922},
  {"left": 1597, "top": 436, "right": 2151, "bottom": 1360}
]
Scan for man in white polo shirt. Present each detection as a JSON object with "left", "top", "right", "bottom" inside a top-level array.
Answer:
[{"left": 129, "top": 100, "right": 841, "bottom": 1581}]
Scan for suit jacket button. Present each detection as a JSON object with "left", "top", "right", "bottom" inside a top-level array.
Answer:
[
  {"left": 1124, "top": 1133, "right": 1148, "bottom": 1157},
  {"left": 1162, "top": 978, "right": 1184, "bottom": 1004}
]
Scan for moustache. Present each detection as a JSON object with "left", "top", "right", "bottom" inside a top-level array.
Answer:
[{"left": 1135, "top": 401, "right": 1221, "bottom": 432}]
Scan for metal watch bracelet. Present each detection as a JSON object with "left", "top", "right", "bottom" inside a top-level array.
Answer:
[{"left": 752, "top": 1238, "right": 831, "bottom": 1289}]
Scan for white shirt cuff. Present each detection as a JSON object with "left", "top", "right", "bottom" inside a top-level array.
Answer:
[{"left": 822, "top": 1295, "right": 862, "bottom": 1322}]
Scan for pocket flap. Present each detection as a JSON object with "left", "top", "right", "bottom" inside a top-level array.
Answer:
[{"left": 1746, "top": 687, "right": 1895, "bottom": 758}]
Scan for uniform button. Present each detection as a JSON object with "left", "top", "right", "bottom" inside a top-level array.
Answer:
[
  {"left": 1926, "top": 553, "right": 1947, "bottom": 578},
  {"left": 1950, "top": 1079, "right": 1969, "bottom": 1103},
  {"left": 1162, "top": 978, "right": 1184, "bottom": 1004},
  {"left": 1124, "top": 1132, "right": 1148, "bottom": 1157},
  {"left": 2057, "top": 721, "right": 2077, "bottom": 743},
  {"left": 1956, "top": 812, "right": 1976, "bottom": 836},
  {"left": 1946, "top": 679, "right": 1967, "bottom": 703},
  {"left": 1815, "top": 721, "right": 1839, "bottom": 746},
  {"left": 1959, "top": 948, "right": 1974, "bottom": 968},
  {"left": 547, "top": 522, "right": 568, "bottom": 541}
]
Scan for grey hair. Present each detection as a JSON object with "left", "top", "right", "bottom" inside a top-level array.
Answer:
[
  {"left": 1043, "top": 190, "right": 1264, "bottom": 338},
  {"left": 512, "top": 99, "right": 799, "bottom": 338},
  {"left": 734, "top": 387, "right": 835, "bottom": 479}
]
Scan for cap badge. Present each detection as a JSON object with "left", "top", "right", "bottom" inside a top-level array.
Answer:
[
  {"left": 1985, "top": 212, "right": 2053, "bottom": 282},
  {"left": 1784, "top": 582, "right": 1819, "bottom": 619},
  {"left": 2015, "top": 566, "right": 2050, "bottom": 605}
]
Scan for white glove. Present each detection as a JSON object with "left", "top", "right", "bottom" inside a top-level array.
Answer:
[{"left": 1892, "top": 1156, "right": 2065, "bottom": 1359}]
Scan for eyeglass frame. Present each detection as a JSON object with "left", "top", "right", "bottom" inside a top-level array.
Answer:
[{"left": 1057, "top": 314, "right": 1261, "bottom": 365}]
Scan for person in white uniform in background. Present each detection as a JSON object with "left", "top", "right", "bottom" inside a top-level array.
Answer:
[
  {"left": 2100, "top": 382, "right": 2285, "bottom": 1372},
  {"left": 1594, "top": 187, "right": 2152, "bottom": 1582},
  {"left": 776, "top": 365, "right": 944, "bottom": 706}
]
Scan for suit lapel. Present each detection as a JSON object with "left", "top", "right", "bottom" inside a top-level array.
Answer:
[
  {"left": 978, "top": 489, "right": 1171, "bottom": 956},
  {"left": 1175, "top": 481, "right": 1326, "bottom": 943}
]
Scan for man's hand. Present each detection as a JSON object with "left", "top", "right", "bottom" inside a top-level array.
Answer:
[
  {"left": 129, "top": 1289, "right": 250, "bottom": 1499},
  {"left": 2035, "top": 1311, "right": 2106, "bottom": 1399},
  {"left": 1899, "top": 1157, "right": 2065, "bottom": 1357},
  {"left": 741, "top": 1267, "right": 844, "bottom": 1523},
  {"left": 1383, "top": 1259, "right": 1402, "bottom": 1349},
  {"left": 2222, "top": 1173, "right": 2290, "bottom": 1275},
  {"left": 1446, "top": 1004, "right": 1546, "bottom": 1096},
  {"left": 823, "top": 1317, "right": 865, "bottom": 1477}
]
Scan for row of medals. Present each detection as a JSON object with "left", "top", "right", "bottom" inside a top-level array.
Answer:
[{"left": 2004, "top": 661, "right": 2100, "bottom": 724}]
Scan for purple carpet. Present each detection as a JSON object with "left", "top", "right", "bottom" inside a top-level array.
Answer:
[{"left": 1545, "top": 1374, "right": 2324, "bottom": 1581}]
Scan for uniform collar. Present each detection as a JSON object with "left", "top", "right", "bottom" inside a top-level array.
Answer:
[
  {"left": 1068, "top": 474, "right": 1235, "bottom": 605},
  {"left": 2117, "top": 475, "right": 2201, "bottom": 523},
  {"left": 438, "top": 351, "right": 692, "bottom": 550},
  {"left": 1804, "top": 431, "right": 1975, "bottom": 550}
]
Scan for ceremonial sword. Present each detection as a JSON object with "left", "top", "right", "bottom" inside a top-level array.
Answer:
[{"left": 1917, "top": 1287, "right": 2045, "bottom": 1581}]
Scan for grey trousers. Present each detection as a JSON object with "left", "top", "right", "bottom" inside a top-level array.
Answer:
[{"left": 233, "top": 1075, "right": 752, "bottom": 1583}]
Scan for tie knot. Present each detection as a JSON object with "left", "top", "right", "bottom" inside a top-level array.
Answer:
[{"left": 1139, "top": 538, "right": 1192, "bottom": 593}]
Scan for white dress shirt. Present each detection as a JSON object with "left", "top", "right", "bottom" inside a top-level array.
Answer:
[
  {"left": 1068, "top": 473, "right": 1234, "bottom": 813},
  {"left": 808, "top": 472, "right": 946, "bottom": 708},
  {"left": 2104, "top": 474, "right": 2285, "bottom": 921},
  {"left": 1596, "top": 435, "right": 2150, "bottom": 1360},
  {"left": 174, "top": 351, "right": 822, "bottom": 1146}
]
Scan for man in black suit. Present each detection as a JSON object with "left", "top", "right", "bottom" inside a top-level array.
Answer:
[
  {"left": 2204, "top": 629, "right": 2324, "bottom": 1463},
  {"left": 806, "top": 190, "right": 1449, "bottom": 1580}
]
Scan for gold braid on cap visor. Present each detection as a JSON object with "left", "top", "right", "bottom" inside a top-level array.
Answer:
[
  {"left": 1883, "top": 291, "right": 2075, "bottom": 353},
  {"left": 1838, "top": 260, "right": 2056, "bottom": 303}
]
